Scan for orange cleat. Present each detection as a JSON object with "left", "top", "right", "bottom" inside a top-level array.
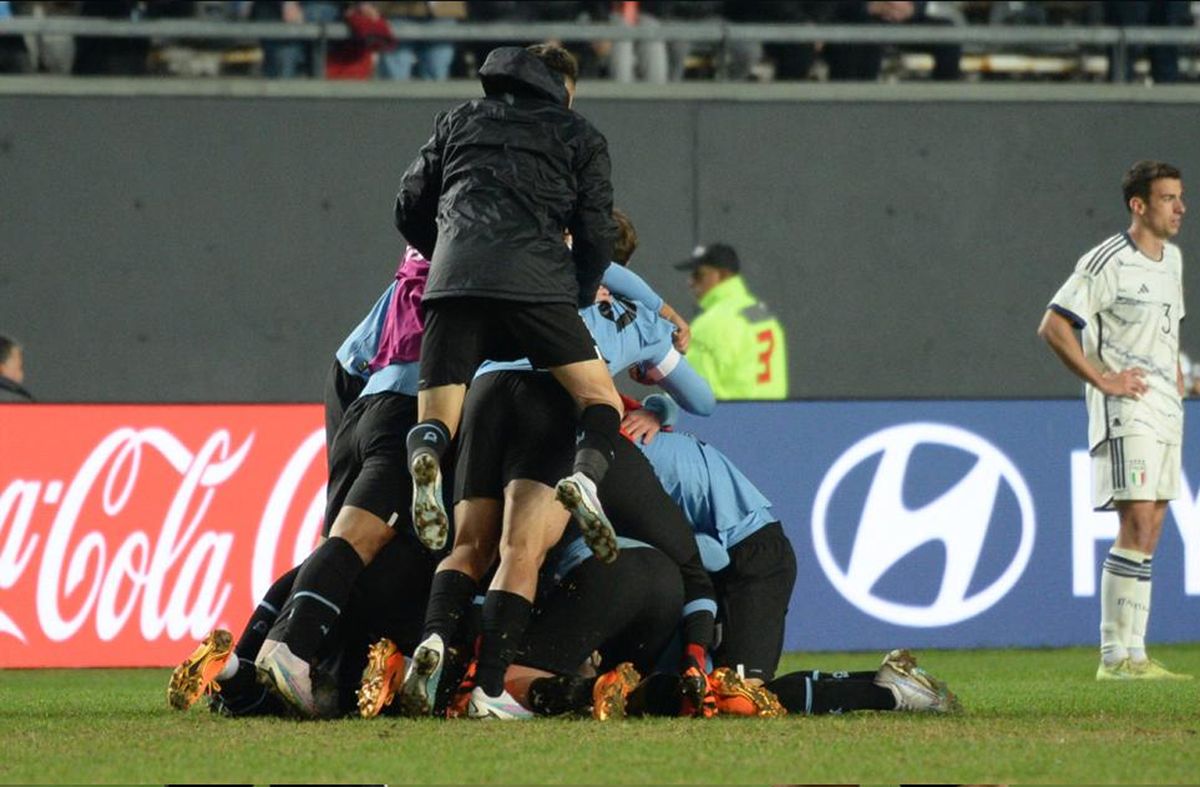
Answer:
[
  {"left": 444, "top": 659, "right": 478, "bottom": 719},
  {"left": 356, "top": 638, "right": 407, "bottom": 719},
  {"left": 592, "top": 662, "right": 641, "bottom": 721},
  {"left": 679, "top": 664, "right": 717, "bottom": 718},
  {"left": 167, "top": 629, "right": 233, "bottom": 710},
  {"left": 709, "top": 667, "right": 787, "bottom": 718}
]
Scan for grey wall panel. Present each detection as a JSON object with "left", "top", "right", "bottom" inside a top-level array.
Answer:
[{"left": 2, "top": 91, "right": 1198, "bottom": 401}]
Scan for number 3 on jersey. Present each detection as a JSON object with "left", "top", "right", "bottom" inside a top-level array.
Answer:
[{"left": 756, "top": 329, "right": 775, "bottom": 383}]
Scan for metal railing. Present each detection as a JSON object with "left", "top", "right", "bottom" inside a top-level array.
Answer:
[{"left": 2, "top": 18, "right": 1198, "bottom": 81}]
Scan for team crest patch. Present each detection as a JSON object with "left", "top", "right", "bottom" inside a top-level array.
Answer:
[{"left": 1128, "top": 459, "right": 1147, "bottom": 488}]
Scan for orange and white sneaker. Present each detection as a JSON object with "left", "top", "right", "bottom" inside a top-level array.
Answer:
[
  {"left": 709, "top": 667, "right": 787, "bottom": 718},
  {"left": 592, "top": 662, "right": 641, "bottom": 721},
  {"left": 357, "top": 638, "right": 407, "bottom": 719},
  {"left": 167, "top": 629, "right": 233, "bottom": 710}
]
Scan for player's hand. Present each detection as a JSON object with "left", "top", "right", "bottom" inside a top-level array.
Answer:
[
  {"left": 1100, "top": 367, "right": 1148, "bottom": 399},
  {"left": 659, "top": 304, "right": 691, "bottom": 353},
  {"left": 621, "top": 408, "right": 662, "bottom": 444}
]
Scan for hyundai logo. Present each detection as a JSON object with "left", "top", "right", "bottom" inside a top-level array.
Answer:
[{"left": 812, "top": 423, "right": 1036, "bottom": 627}]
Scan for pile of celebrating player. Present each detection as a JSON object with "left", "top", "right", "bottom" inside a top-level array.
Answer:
[{"left": 165, "top": 43, "right": 959, "bottom": 722}]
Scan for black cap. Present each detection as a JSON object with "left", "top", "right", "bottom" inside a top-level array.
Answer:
[{"left": 673, "top": 243, "right": 740, "bottom": 273}]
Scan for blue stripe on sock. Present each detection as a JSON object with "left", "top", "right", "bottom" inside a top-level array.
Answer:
[
  {"left": 804, "top": 676, "right": 813, "bottom": 715},
  {"left": 682, "top": 598, "right": 718, "bottom": 618}
]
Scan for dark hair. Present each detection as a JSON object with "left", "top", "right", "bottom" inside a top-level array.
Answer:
[
  {"left": 0, "top": 334, "right": 18, "bottom": 365},
  {"left": 1123, "top": 160, "right": 1182, "bottom": 211},
  {"left": 525, "top": 43, "right": 579, "bottom": 84},
  {"left": 612, "top": 208, "right": 638, "bottom": 265}
]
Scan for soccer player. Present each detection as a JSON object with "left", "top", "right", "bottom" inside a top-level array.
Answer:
[
  {"left": 620, "top": 395, "right": 795, "bottom": 684},
  {"left": 394, "top": 43, "right": 626, "bottom": 566},
  {"left": 1038, "top": 160, "right": 1192, "bottom": 680},
  {"left": 253, "top": 249, "right": 446, "bottom": 715}
]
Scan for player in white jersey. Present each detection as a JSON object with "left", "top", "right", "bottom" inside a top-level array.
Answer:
[{"left": 1038, "top": 160, "right": 1191, "bottom": 681}]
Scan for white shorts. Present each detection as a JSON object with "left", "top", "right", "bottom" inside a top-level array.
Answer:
[{"left": 1091, "top": 434, "right": 1180, "bottom": 510}]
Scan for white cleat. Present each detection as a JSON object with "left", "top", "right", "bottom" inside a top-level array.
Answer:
[
  {"left": 874, "top": 649, "right": 961, "bottom": 713},
  {"left": 411, "top": 452, "right": 448, "bottom": 550},
  {"left": 554, "top": 471, "right": 618, "bottom": 564},
  {"left": 398, "top": 633, "right": 445, "bottom": 716},
  {"left": 467, "top": 686, "right": 534, "bottom": 720},
  {"left": 255, "top": 639, "right": 319, "bottom": 718}
]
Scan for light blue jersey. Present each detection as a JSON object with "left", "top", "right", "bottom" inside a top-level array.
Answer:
[
  {"left": 639, "top": 431, "right": 776, "bottom": 557},
  {"left": 335, "top": 281, "right": 397, "bottom": 380}
]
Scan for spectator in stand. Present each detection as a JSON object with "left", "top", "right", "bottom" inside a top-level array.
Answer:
[
  {"left": 823, "top": 1, "right": 961, "bottom": 82},
  {"left": 724, "top": 1, "right": 829, "bottom": 82},
  {"left": 0, "top": 1, "right": 32, "bottom": 73},
  {"left": 610, "top": 1, "right": 724, "bottom": 84},
  {"left": 674, "top": 244, "right": 788, "bottom": 400},
  {"left": 0, "top": 335, "right": 34, "bottom": 403},
  {"left": 376, "top": 1, "right": 463, "bottom": 81},
  {"left": 1105, "top": 0, "right": 1192, "bottom": 84},
  {"left": 464, "top": 1, "right": 609, "bottom": 78},
  {"left": 252, "top": 0, "right": 345, "bottom": 79},
  {"left": 72, "top": 0, "right": 192, "bottom": 76}
]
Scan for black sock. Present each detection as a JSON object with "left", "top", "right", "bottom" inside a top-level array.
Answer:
[
  {"left": 406, "top": 419, "right": 451, "bottom": 464},
  {"left": 526, "top": 674, "right": 596, "bottom": 716},
  {"left": 475, "top": 590, "right": 533, "bottom": 697},
  {"left": 767, "top": 671, "right": 896, "bottom": 715},
  {"left": 574, "top": 404, "right": 621, "bottom": 484},
  {"left": 266, "top": 537, "right": 363, "bottom": 661},
  {"left": 235, "top": 564, "right": 300, "bottom": 661},
  {"left": 422, "top": 569, "right": 479, "bottom": 642},
  {"left": 683, "top": 609, "right": 716, "bottom": 657},
  {"left": 625, "top": 672, "right": 683, "bottom": 717}
]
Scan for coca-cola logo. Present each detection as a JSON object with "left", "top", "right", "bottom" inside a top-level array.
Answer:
[{"left": 0, "top": 406, "right": 326, "bottom": 666}]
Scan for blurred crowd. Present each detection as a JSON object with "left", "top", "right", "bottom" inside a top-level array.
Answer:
[{"left": 0, "top": 1, "right": 1196, "bottom": 82}]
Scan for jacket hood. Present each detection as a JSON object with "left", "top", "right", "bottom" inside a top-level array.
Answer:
[{"left": 478, "top": 47, "right": 569, "bottom": 106}]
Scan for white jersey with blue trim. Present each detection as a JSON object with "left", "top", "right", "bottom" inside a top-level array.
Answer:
[
  {"left": 1049, "top": 231, "right": 1184, "bottom": 448},
  {"left": 638, "top": 430, "right": 775, "bottom": 551}
]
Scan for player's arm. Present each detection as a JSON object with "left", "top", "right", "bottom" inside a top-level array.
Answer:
[
  {"left": 567, "top": 132, "right": 616, "bottom": 306},
  {"left": 600, "top": 265, "right": 690, "bottom": 352},
  {"left": 636, "top": 347, "right": 716, "bottom": 416},
  {"left": 394, "top": 113, "right": 446, "bottom": 260},
  {"left": 1036, "top": 308, "right": 1146, "bottom": 398}
]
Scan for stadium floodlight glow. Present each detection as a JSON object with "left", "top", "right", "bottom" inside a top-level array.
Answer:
[{"left": 812, "top": 422, "right": 1036, "bottom": 627}]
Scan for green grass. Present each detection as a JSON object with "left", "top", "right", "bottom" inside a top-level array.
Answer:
[{"left": 3, "top": 646, "right": 1200, "bottom": 784}]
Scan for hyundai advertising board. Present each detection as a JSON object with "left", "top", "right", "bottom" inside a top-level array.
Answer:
[{"left": 677, "top": 400, "right": 1200, "bottom": 651}]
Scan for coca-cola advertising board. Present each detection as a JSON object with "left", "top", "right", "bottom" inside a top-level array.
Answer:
[{"left": 0, "top": 404, "right": 326, "bottom": 667}]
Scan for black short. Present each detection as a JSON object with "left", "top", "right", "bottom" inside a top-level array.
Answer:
[
  {"left": 419, "top": 297, "right": 600, "bottom": 388},
  {"left": 324, "top": 392, "right": 418, "bottom": 537},
  {"left": 712, "top": 523, "right": 797, "bottom": 682},
  {"left": 454, "top": 370, "right": 576, "bottom": 502},
  {"left": 518, "top": 546, "right": 683, "bottom": 676},
  {"left": 323, "top": 358, "right": 366, "bottom": 453}
]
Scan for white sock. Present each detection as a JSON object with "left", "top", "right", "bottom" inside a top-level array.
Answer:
[
  {"left": 1128, "top": 557, "right": 1153, "bottom": 663},
  {"left": 1099, "top": 547, "right": 1149, "bottom": 664}
]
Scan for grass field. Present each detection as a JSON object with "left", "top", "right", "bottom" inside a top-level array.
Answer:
[{"left": 3, "top": 645, "right": 1200, "bottom": 784}]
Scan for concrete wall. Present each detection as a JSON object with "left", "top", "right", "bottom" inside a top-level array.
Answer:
[{"left": 3, "top": 80, "right": 1200, "bottom": 402}]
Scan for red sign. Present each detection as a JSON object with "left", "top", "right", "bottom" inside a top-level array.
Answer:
[{"left": 0, "top": 405, "right": 326, "bottom": 667}]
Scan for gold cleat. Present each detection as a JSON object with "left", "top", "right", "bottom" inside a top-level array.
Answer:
[
  {"left": 167, "top": 629, "right": 233, "bottom": 710},
  {"left": 1125, "top": 658, "right": 1193, "bottom": 681},
  {"left": 709, "top": 667, "right": 787, "bottom": 718},
  {"left": 592, "top": 662, "right": 641, "bottom": 721},
  {"left": 357, "top": 638, "right": 407, "bottom": 718}
]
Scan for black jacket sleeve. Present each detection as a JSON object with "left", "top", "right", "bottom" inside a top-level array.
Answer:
[
  {"left": 567, "top": 130, "right": 616, "bottom": 307},
  {"left": 395, "top": 113, "right": 446, "bottom": 260}
]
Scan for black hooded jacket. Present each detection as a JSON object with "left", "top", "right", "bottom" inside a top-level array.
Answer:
[{"left": 395, "top": 47, "right": 616, "bottom": 306}]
